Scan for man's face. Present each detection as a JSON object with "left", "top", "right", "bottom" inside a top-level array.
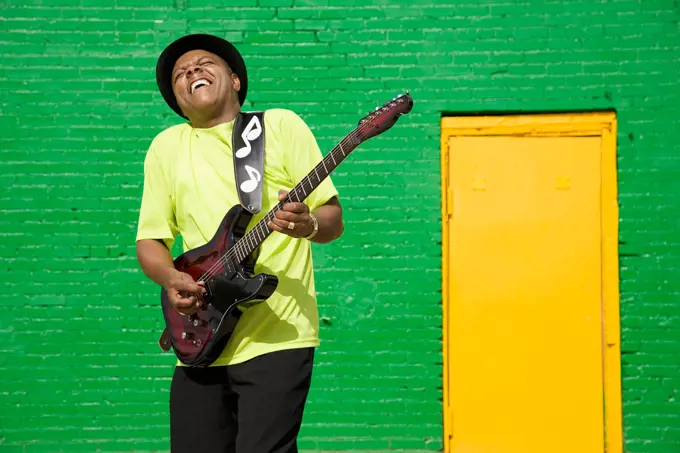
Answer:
[{"left": 171, "top": 49, "right": 240, "bottom": 119}]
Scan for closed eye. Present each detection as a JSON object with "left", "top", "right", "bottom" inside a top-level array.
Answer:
[{"left": 173, "top": 57, "right": 214, "bottom": 83}]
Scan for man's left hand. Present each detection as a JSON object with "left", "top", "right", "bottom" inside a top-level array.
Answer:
[{"left": 268, "top": 190, "right": 314, "bottom": 238}]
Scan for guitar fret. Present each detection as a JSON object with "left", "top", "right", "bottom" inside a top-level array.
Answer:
[
  {"left": 232, "top": 124, "right": 364, "bottom": 266},
  {"left": 239, "top": 154, "right": 335, "bottom": 262},
  {"left": 197, "top": 94, "right": 414, "bottom": 286}
]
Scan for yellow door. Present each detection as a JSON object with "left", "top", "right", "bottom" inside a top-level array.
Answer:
[{"left": 441, "top": 115, "right": 621, "bottom": 453}]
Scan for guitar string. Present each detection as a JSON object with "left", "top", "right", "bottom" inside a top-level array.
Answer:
[
  {"left": 195, "top": 127, "right": 363, "bottom": 283},
  {"left": 194, "top": 105, "right": 401, "bottom": 286},
  {"left": 197, "top": 131, "right": 356, "bottom": 283},
  {"left": 197, "top": 114, "right": 389, "bottom": 284}
]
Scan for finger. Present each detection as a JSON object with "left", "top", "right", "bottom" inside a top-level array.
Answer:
[
  {"left": 173, "top": 286, "right": 198, "bottom": 303},
  {"left": 282, "top": 202, "right": 307, "bottom": 213},
  {"left": 167, "top": 289, "right": 198, "bottom": 315},
  {"left": 270, "top": 216, "right": 294, "bottom": 230},
  {"left": 268, "top": 220, "right": 297, "bottom": 236},
  {"left": 268, "top": 220, "right": 284, "bottom": 232},
  {"left": 278, "top": 189, "right": 288, "bottom": 201},
  {"left": 177, "top": 279, "right": 202, "bottom": 294},
  {"left": 195, "top": 280, "right": 207, "bottom": 296},
  {"left": 274, "top": 210, "right": 303, "bottom": 222},
  {"left": 174, "top": 295, "right": 196, "bottom": 308}
]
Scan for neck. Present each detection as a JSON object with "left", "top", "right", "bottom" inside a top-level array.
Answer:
[{"left": 190, "top": 103, "right": 241, "bottom": 129}]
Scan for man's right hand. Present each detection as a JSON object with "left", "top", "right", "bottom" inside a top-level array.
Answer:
[
  {"left": 165, "top": 270, "right": 206, "bottom": 316},
  {"left": 135, "top": 239, "right": 207, "bottom": 316}
]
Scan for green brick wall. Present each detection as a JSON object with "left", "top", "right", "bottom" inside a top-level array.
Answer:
[{"left": 1, "top": 0, "right": 678, "bottom": 452}]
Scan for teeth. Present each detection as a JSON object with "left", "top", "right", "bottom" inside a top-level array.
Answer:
[{"left": 190, "top": 79, "right": 210, "bottom": 94}]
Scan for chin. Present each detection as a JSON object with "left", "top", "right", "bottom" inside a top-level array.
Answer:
[{"left": 186, "top": 99, "right": 220, "bottom": 116}]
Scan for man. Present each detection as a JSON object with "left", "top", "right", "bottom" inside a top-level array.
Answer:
[{"left": 135, "top": 33, "right": 344, "bottom": 453}]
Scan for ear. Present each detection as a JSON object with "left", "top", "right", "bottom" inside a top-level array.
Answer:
[{"left": 232, "top": 73, "right": 241, "bottom": 92}]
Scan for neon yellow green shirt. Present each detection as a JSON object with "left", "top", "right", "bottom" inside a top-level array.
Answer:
[{"left": 136, "top": 109, "right": 339, "bottom": 366}]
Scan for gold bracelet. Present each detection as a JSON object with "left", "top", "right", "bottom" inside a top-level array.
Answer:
[{"left": 304, "top": 213, "right": 319, "bottom": 240}]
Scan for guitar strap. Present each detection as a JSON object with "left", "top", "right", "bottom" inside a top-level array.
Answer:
[{"left": 232, "top": 111, "right": 265, "bottom": 214}]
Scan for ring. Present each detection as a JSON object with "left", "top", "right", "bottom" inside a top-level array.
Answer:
[{"left": 287, "top": 221, "right": 295, "bottom": 230}]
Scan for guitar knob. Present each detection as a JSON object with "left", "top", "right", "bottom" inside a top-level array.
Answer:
[
  {"left": 193, "top": 318, "right": 202, "bottom": 327},
  {"left": 181, "top": 331, "right": 194, "bottom": 340}
]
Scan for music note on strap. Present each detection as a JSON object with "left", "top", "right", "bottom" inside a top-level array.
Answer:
[
  {"left": 235, "top": 116, "right": 262, "bottom": 159},
  {"left": 240, "top": 165, "right": 261, "bottom": 193}
]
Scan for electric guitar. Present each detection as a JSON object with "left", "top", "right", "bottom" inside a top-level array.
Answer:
[{"left": 157, "top": 93, "right": 414, "bottom": 367}]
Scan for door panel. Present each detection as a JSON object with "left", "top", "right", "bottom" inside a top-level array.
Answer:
[{"left": 446, "top": 136, "right": 604, "bottom": 453}]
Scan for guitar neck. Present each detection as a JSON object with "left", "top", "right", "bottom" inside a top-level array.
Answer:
[{"left": 231, "top": 129, "right": 361, "bottom": 263}]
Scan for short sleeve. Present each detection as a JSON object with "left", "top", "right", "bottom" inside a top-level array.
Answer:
[
  {"left": 135, "top": 144, "right": 179, "bottom": 250},
  {"left": 282, "top": 111, "right": 339, "bottom": 211}
]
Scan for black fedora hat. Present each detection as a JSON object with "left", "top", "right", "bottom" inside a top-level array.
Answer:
[{"left": 156, "top": 33, "right": 248, "bottom": 118}]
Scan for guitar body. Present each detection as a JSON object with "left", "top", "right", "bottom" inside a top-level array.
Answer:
[{"left": 160, "top": 204, "right": 278, "bottom": 367}]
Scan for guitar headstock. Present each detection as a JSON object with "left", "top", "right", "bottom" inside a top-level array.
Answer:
[{"left": 356, "top": 93, "right": 414, "bottom": 143}]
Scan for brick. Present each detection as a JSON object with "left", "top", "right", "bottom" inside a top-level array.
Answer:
[{"left": 260, "top": 0, "right": 293, "bottom": 6}]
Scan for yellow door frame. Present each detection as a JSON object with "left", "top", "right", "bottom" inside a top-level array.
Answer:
[{"left": 440, "top": 113, "right": 621, "bottom": 453}]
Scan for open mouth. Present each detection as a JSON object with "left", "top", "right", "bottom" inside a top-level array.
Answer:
[{"left": 190, "top": 78, "right": 212, "bottom": 94}]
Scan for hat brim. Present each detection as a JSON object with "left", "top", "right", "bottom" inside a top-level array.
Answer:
[{"left": 156, "top": 34, "right": 248, "bottom": 118}]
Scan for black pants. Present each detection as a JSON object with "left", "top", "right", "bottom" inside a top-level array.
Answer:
[{"left": 170, "top": 347, "right": 315, "bottom": 453}]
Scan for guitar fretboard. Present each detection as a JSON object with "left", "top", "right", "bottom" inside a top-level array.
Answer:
[{"left": 226, "top": 130, "right": 361, "bottom": 267}]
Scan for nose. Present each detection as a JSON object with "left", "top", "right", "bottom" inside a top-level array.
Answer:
[{"left": 186, "top": 64, "right": 203, "bottom": 78}]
